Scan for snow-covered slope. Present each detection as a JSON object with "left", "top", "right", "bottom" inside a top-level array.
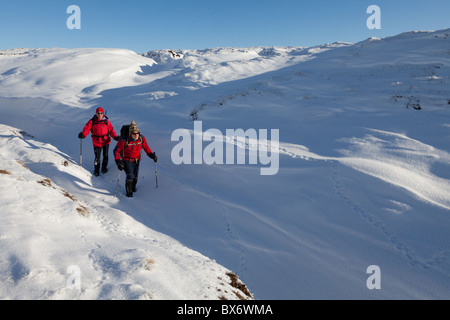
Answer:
[
  {"left": 0, "top": 125, "right": 252, "bottom": 300},
  {"left": 0, "top": 48, "right": 159, "bottom": 107},
  {"left": 1, "top": 28, "right": 450, "bottom": 299}
]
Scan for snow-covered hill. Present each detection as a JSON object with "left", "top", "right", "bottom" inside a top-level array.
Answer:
[
  {"left": 1, "top": 28, "right": 450, "bottom": 299},
  {"left": 0, "top": 125, "right": 252, "bottom": 300}
]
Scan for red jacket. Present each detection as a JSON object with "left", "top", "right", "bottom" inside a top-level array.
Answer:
[
  {"left": 114, "top": 135, "right": 153, "bottom": 161},
  {"left": 82, "top": 115, "right": 118, "bottom": 148}
]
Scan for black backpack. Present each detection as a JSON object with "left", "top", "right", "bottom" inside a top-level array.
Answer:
[
  {"left": 120, "top": 125, "right": 130, "bottom": 141},
  {"left": 119, "top": 125, "right": 142, "bottom": 147}
]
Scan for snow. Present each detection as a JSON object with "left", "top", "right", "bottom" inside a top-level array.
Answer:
[
  {"left": 1, "top": 28, "right": 450, "bottom": 299},
  {"left": 0, "top": 48, "right": 159, "bottom": 108},
  {"left": 0, "top": 126, "right": 251, "bottom": 300}
]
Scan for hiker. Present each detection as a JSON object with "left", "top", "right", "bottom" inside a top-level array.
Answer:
[
  {"left": 78, "top": 107, "right": 119, "bottom": 176},
  {"left": 114, "top": 121, "right": 157, "bottom": 197}
]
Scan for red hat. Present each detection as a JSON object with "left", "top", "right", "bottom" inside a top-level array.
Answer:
[{"left": 96, "top": 107, "right": 104, "bottom": 114}]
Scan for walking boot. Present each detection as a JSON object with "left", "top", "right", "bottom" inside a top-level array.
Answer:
[
  {"left": 94, "top": 164, "right": 100, "bottom": 177},
  {"left": 126, "top": 180, "right": 134, "bottom": 197},
  {"left": 132, "top": 178, "right": 138, "bottom": 192}
]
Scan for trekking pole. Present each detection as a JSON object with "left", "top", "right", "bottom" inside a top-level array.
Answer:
[
  {"left": 80, "top": 139, "right": 83, "bottom": 167},
  {"left": 154, "top": 162, "right": 159, "bottom": 189},
  {"left": 114, "top": 170, "right": 121, "bottom": 197}
]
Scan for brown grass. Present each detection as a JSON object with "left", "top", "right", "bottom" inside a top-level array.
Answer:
[
  {"left": 16, "top": 161, "right": 29, "bottom": 169},
  {"left": 37, "top": 178, "right": 53, "bottom": 187},
  {"left": 76, "top": 205, "right": 89, "bottom": 218},
  {"left": 0, "top": 170, "right": 12, "bottom": 175},
  {"left": 144, "top": 258, "right": 155, "bottom": 271},
  {"left": 63, "top": 191, "right": 77, "bottom": 202},
  {"left": 65, "top": 191, "right": 90, "bottom": 218},
  {"left": 226, "top": 272, "right": 252, "bottom": 300}
]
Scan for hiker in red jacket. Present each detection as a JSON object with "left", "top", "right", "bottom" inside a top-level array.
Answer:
[
  {"left": 78, "top": 107, "right": 119, "bottom": 176},
  {"left": 114, "top": 121, "right": 157, "bottom": 197}
]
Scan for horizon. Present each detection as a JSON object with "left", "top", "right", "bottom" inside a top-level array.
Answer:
[{"left": 1, "top": 1, "right": 449, "bottom": 53}]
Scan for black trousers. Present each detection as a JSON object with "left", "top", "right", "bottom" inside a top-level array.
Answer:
[
  {"left": 123, "top": 159, "right": 140, "bottom": 181},
  {"left": 94, "top": 145, "right": 109, "bottom": 169},
  {"left": 124, "top": 159, "right": 140, "bottom": 195}
]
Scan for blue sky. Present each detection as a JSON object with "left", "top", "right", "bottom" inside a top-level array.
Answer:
[{"left": 1, "top": 0, "right": 449, "bottom": 52}]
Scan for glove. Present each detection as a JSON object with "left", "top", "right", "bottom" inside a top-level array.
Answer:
[
  {"left": 149, "top": 152, "right": 158, "bottom": 163},
  {"left": 78, "top": 132, "right": 85, "bottom": 139},
  {"left": 115, "top": 159, "right": 124, "bottom": 171}
]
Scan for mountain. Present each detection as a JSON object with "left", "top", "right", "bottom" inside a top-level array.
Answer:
[{"left": 0, "top": 28, "right": 450, "bottom": 299}]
